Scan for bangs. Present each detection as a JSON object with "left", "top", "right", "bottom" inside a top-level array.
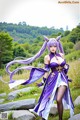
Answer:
[
  {"left": 49, "top": 41, "right": 57, "bottom": 47},
  {"left": 47, "top": 38, "right": 58, "bottom": 49}
]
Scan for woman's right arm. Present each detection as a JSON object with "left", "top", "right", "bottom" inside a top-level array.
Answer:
[
  {"left": 43, "top": 55, "right": 50, "bottom": 78},
  {"left": 36, "top": 55, "right": 50, "bottom": 87}
]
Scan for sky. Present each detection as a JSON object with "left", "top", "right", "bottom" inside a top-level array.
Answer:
[{"left": 0, "top": 0, "right": 80, "bottom": 30}]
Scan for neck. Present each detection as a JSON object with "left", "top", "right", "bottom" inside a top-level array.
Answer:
[
  {"left": 49, "top": 52, "right": 56, "bottom": 60},
  {"left": 50, "top": 52, "right": 56, "bottom": 55}
]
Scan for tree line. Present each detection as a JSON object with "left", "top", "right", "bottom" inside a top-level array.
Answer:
[{"left": 0, "top": 22, "right": 64, "bottom": 44}]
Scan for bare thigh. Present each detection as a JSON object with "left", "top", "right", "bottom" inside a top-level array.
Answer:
[{"left": 56, "top": 85, "right": 67, "bottom": 101}]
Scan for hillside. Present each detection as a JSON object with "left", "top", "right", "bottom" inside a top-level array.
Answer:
[{"left": 0, "top": 22, "right": 64, "bottom": 44}]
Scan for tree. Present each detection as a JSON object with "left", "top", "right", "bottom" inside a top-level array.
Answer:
[
  {"left": 0, "top": 32, "right": 13, "bottom": 68},
  {"left": 64, "top": 30, "right": 70, "bottom": 36},
  {"left": 69, "top": 26, "right": 80, "bottom": 43},
  {"left": 21, "top": 43, "right": 30, "bottom": 50},
  {"left": 69, "top": 31, "right": 77, "bottom": 43},
  {"left": 13, "top": 45, "right": 26, "bottom": 58}
]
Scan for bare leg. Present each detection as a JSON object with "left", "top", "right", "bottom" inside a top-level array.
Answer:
[{"left": 56, "top": 86, "right": 67, "bottom": 120}]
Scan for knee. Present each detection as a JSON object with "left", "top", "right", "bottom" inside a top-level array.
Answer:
[{"left": 56, "top": 97, "right": 62, "bottom": 104}]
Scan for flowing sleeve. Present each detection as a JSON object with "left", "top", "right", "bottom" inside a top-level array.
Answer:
[
  {"left": 22, "top": 68, "right": 47, "bottom": 85},
  {"left": 22, "top": 63, "right": 50, "bottom": 85},
  {"left": 9, "top": 67, "right": 48, "bottom": 89}
]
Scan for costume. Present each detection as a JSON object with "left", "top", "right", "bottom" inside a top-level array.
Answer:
[{"left": 20, "top": 52, "right": 74, "bottom": 120}]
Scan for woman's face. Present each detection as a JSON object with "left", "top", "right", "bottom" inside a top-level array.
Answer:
[{"left": 49, "top": 45, "right": 57, "bottom": 53}]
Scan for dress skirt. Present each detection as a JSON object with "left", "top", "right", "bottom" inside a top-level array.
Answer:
[{"left": 34, "top": 70, "right": 74, "bottom": 120}]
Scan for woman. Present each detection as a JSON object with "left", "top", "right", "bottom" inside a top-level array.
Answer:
[{"left": 6, "top": 36, "right": 74, "bottom": 120}]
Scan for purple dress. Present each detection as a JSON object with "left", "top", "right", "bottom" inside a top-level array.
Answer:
[
  {"left": 32, "top": 53, "right": 74, "bottom": 120},
  {"left": 9, "top": 53, "right": 74, "bottom": 120}
]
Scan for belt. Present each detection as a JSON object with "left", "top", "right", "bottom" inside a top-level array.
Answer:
[{"left": 55, "top": 66, "right": 64, "bottom": 72}]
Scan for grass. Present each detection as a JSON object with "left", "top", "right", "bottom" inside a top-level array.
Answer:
[
  {"left": 68, "top": 60, "right": 80, "bottom": 89},
  {"left": 0, "top": 60, "right": 80, "bottom": 120},
  {"left": 15, "top": 87, "right": 42, "bottom": 101},
  {"left": 8, "top": 112, "right": 13, "bottom": 120}
]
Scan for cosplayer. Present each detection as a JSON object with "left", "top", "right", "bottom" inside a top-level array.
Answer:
[{"left": 6, "top": 36, "right": 74, "bottom": 120}]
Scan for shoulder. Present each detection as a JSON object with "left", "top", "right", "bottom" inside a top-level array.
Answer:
[
  {"left": 44, "top": 55, "right": 50, "bottom": 64},
  {"left": 59, "top": 53, "right": 64, "bottom": 59}
]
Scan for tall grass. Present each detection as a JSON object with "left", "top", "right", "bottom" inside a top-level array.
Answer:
[
  {"left": 68, "top": 60, "right": 80, "bottom": 89},
  {"left": 0, "top": 69, "right": 42, "bottom": 93}
]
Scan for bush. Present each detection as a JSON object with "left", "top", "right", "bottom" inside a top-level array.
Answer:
[
  {"left": 65, "top": 50, "right": 80, "bottom": 62},
  {"left": 63, "top": 42, "right": 74, "bottom": 55},
  {"left": 0, "top": 69, "right": 7, "bottom": 76}
]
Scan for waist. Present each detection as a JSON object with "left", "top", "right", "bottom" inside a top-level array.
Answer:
[{"left": 51, "top": 66, "right": 64, "bottom": 72}]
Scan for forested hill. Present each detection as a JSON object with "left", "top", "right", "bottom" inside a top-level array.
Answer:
[
  {"left": 0, "top": 22, "right": 64, "bottom": 43},
  {"left": 0, "top": 22, "right": 80, "bottom": 69}
]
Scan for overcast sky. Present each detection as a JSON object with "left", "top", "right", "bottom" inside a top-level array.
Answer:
[{"left": 0, "top": 0, "right": 80, "bottom": 30}]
